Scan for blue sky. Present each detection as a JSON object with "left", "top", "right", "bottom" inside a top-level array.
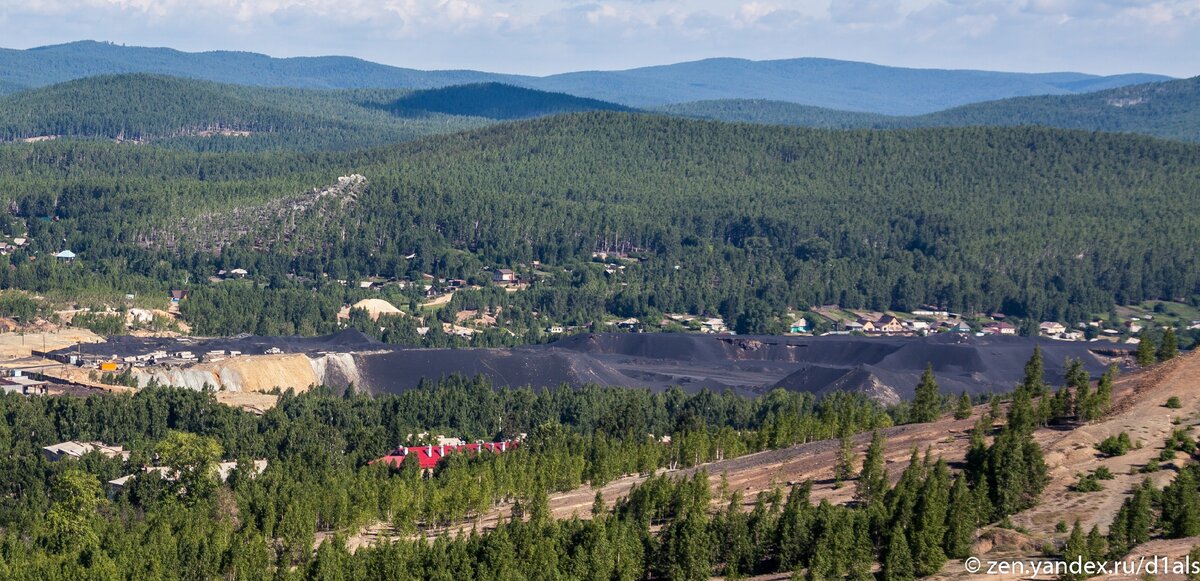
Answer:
[{"left": 0, "top": 0, "right": 1195, "bottom": 76}]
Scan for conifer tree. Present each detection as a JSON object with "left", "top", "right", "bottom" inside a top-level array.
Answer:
[
  {"left": 882, "top": 523, "right": 915, "bottom": 581},
  {"left": 660, "top": 509, "right": 714, "bottom": 581},
  {"left": 834, "top": 434, "right": 856, "bottom": 489},
  {"left": 1065, "top": 359, "right": 1089, "bottom": 421},
  {"left": 1061, "top": 521, "right": 1088, "bottom": 581},
  {"left": 954, "top": 392, "right": 973, "bottom": 420},
  {"left": 856, "top": 430, "right": 888, "bottom": 506},
  {"left": 1163, "top": 466, "right": 1200, "bottom": 538},
  {"left": 911, "top": 363, "right": 942, "bottom": 423},
  {"left": 848, "top": 511, "right": 876, "bottom": 581},
  {"left": 1022, "top": 346, "right": 1046, "bottom": 397},
  {"left": 886, "top": 448, "right": 924, "bottom": 532},
  {"left": 1093, "top": 364, "right": 1116, "bottom": 419},
  {"left": 944, "top": 475, "right": 976, "bottom": 559},
  {"left": 776, "top": 482, "right": 814, "bottom": 571},
  {"left": 1086, "top": 525, "right": 1106, "bottom": 568},
  {"left": 1136, "top": 331, "right": 1157, "bottom": 367},
  {"left": 1188, "top": 546, "right": 1200, "bottom": 581},
  {"left": 986, "top": 388, "right": 1048, "bottom": 519},
  {"left": 912, "top": 458, "right": 950, "bottom": 576},
  {"left": 1159, "top": 327, "right": 1179, "bottom": 362}
]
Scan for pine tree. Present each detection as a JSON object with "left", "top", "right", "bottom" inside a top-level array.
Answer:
[
  {"left": 660, "top": 509, "right": 714, "bottom": 581},
  {"left": 1086, "top": 525, "right": 1106, "bottom": 568},
  {"left": 1128, "top": 484, "right": 1154, "bottom": 547},
  {"left": 1136, "top": 331, "right": 1157, "bottom": 367},
  {"left": 1106, "top": 502, "right": 1131, "bottom": 559},
  {"left": 964, "top": 415, "right": 992, "bottom": 485},
  {"left": 856, "top": 430, "right": 887, "bottom": 506},
  {"left": 986, "top": 401, "right": 1048, "bottom": 519},
  {"left": 834, "top": 434, "right": 856, "bottom": 489},
  {"left": 1022, "top": 346, "right": 1046, "bottom": 397},
  {"left": 1188, "top": 546, "right": 1200, "bottom": 581},
  {"left": 954, "top": 392, "right": 973, "bottom": 420},
  {"left": 592, "top": 490, "right": 606, "bottom": 518},
  {"left": 1064, "top": 359, "right": 1088, "bottom": 421},
  {"left": 882, "top": 523, "right": 915, "bottom": 581},
  {"left": 912, "top": 363, "right": 942, "bottom": 423},
  {"left": 1061, "top": 521, "right": 1088, "bottom": 581},
  {"left": 1163, "top": 466, "right": 1200, "bottom": 538},
  {"left": 912, "top": 458, "right": 950, "bottom": 576},
  {"left": 848, "top": 511, "right": 876, "bottom": 581},
  {"left": 776, "top": 482, "right": 814, "bottom": 571},
  {"left": 1159, "top": 327, "right": 1179, "bottom": 362},
  {"left": 944, "top": 475, "right": 976, "bottom": 559},
  {"left": 1049, "top": 385, "right": 1073, "bottom": 425},
  {"left": 1093, "top": 364, "right": 1116, "bottom": 419}
]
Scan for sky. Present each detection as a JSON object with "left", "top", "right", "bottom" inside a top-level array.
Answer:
[{"left": 0, "top": 0, "right": 1195, "bottom": 77}]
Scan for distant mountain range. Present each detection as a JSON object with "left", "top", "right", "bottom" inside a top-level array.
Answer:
[
  {"left": 3, "top": 72, "right": 1199, "bottom": 149},
  {"left": 0, "top": 75, "right": 637, "bottom": 151},
  {"left": 662, "top": 76, "right": 1200, "bottom": 142},
  {"left": 0, "top": 41, "right": 1174, "bottom": 115}
]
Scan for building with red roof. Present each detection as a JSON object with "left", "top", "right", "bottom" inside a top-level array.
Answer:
[{"left": 372, "top": 440, "right": 518, "bottom": 472}]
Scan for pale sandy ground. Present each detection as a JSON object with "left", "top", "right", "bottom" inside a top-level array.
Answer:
[{"left": 0, "top": 329, "right": 103, "bottom": 359}]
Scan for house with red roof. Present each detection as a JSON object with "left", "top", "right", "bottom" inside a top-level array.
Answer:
[{"left": 372, "top": 440, "right": 519, "bottom": 474}]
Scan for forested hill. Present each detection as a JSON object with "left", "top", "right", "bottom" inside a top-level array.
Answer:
[
  {"left": 915, "top": 75, "right": 1200, "bottom": 142},
  {"left": 0, "top": 76, "right": 632, "bottom": 150},
  {"left": 0, "top": 41, "right": 508, "bottom": 90},
  {"left": 383, "top": 83, "right": 634, "bottom": 120},
  {"left": 0, "top": 79, "right": 22, "bottom": 97},
  {"left": 659, "top": 99, "right": 894, "bottom": 129},
  {"left": 0, "top": 41, "right": 1171, "bottom": 114},
  {"left": 661, "top": 76, "right": 1200, "bottom": 142},
  {"left": 530, "top": 58, "right": 1172, "bottom": 113},
  {"left": 0, "top": 74, "right": 492, "bottom": 151},
  {"left": 3, "top": 113, "right": 1197, "bottom": 333}
]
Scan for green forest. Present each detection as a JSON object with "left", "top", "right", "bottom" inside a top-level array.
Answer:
[
  {"left": 0, "top": 356, "right": 1065, "bottom": 579},
  {"left": 662, "top": 76, "right": 1200, "bottom": 142},
  {"left": 0, "top": 112, "right": 1197, "bottom": 337}
]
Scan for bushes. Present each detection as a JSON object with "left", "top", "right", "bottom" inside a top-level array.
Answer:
[
  {"left": 1096, "top": 432, "right": 1134, "bottom": 457},
  {"left": 1073, "top": 473, "right": 1103, "bottom": 492}
]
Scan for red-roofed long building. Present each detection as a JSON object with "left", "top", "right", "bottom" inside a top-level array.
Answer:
[{"left": 372, "top": 440, "right": 518, "bottom": 472}]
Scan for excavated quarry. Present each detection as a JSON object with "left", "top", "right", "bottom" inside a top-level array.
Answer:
[{"left": 56, "top": 331, "right": 1131, "bottom": 400}]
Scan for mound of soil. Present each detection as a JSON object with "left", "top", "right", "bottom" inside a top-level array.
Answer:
[{"left": 57, "top": 331, "right": 1129, "bottom": 401}]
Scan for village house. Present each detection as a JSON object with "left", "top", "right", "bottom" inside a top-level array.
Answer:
[
  {"left": 1039, "top": 321, "right": 1067, "bottom": 336},
  {"left": 228, "top": 268, "right": 248, "bottom": 278},
  {"left": 43, "top": 441, "right": 130, "bottom": 462},
  {"left": 492, "top": 268, "right": 516, "bottom": 283},
  {"left": 700, "top": 317, "right": 728, "bottom": 334},
  {"left": 876, "top": 315, "right": 904, "bottom": 334},
  {"left": 54, "top": 250, "right": 76, "bottom": 261},
  {"left": 857, "top": 318, "right": 878, "bottom": 333},
  {"left": 789, "top": 318, "right": 809, "bottom": 333},
  {"left": 948, "top": 321, "right": 972, "bottom": 333},
  {"left": 614, "top": 317, "right": 643, "bottom": 332},
  {"left": 844, "top": 320, "right": 865, "bottom": 332},
  {"left": 983, "top": 321, "right": 1017, "bottom": 335}
]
